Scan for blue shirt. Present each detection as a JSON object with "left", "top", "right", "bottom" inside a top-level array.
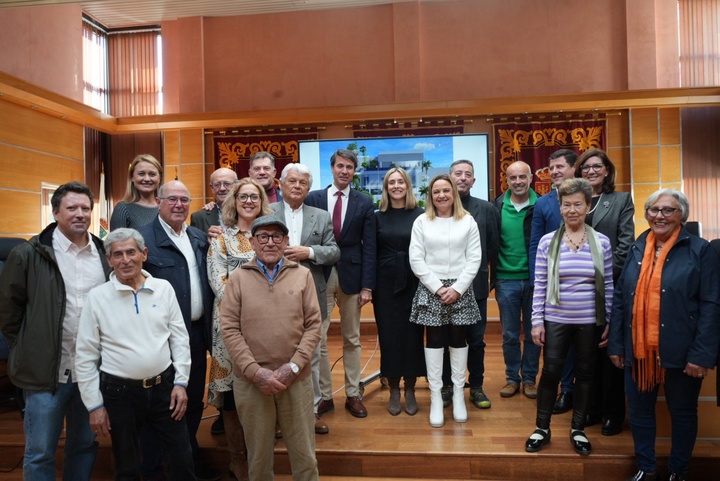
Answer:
[{"left": 256, "top": 258, "right": 284, "bottom": 282}]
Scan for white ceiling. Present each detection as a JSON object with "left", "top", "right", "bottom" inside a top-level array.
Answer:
[{"left": 0, "top": 0, "right": 427, "bottom": 28}]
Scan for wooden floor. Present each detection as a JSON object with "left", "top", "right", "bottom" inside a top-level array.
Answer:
[{"left": 1, "top": 329, "right": 719, "bottom": 480}]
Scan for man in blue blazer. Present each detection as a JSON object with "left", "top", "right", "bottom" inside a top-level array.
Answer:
[
  {"left": 528, "top": 149, "right": 577, "bottom": 415},
  {"left": 138, "top": 180, "right": 218, "bottom": 481},
  {"left": 305, "top": 149, "right": 376, "bottom": 418}
]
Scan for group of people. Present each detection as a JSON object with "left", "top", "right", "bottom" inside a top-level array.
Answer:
[{"left": 0, "top": 145, "right": 718, "bottom": 481}]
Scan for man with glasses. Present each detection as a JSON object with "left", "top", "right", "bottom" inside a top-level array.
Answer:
[
  {"left": 248, "top": 151, "right": 283, "bottom": 204},
  {"left": 191, "top": 167, "right": 238, "bottom": 239},
  {"left": 492, "top": 160, "right": 540, "bottom": 400},
  {"left": 138, "top": 181, "right": 219, "bottom": 481},
  {"left": 222, "top": 216, "right": 321, "bottom": 480}
]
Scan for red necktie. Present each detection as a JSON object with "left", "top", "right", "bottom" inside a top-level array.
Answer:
[{"left": 333, "top": 191, "right": 343, "bottom": 240}]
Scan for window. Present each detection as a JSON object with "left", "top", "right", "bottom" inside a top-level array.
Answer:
[
  {"left": 82, "top": 17, "right": 109, "bottom": 113},
  {"left": 108, "top": 28, "right": 163, "bottom": 116},
  {"left": 679, "top": 0, "right": 720, "bottom": 86}
]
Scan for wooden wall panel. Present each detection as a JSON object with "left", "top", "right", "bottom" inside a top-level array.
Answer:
[
  {"left": 181, "top": 163, "right": 205, "bottom": 200},
  {"left": 0, "top": 102, "right": 82, "bottom": 160},
  {"left": 610, "top": 146, "right": 631, "bottom": 186},
  {"left": 0, "top": 191, "right": 42, "bottom": 235},
  {"left": 632, "top": 146, "right": 660, "bottom": 183},
  {"left": 631, "top": 108, "right": 659, "bottom": 145},
  {"left": 607, "top": 111, "right": 630, "bottom": 148},
  {"left": 0, "top": 144, "right": 83, "bottom": 192},
  {"left": 0, "top": 100, "right": 84, "bottom": 238},
  {"left": 164, "top": 131, "right": 180, "bottom": 167},
  {"left": 661, "top": 145, "right": 682, "bottom": 183},
  {"left": 660, "top": 108, "right": 681, "bottom": 144}
]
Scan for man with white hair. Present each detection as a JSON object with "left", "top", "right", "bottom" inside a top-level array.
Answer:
[
  {"left": 75, "top": 228, "right": 194, "bottom": 481},
  {"left": 271, "top": 163, "right": 340, "bottom": 434}
]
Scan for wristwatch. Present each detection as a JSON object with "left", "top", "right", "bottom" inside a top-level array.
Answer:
[{"left": 288, "top": 362, "right": 300, "bottom": 375}]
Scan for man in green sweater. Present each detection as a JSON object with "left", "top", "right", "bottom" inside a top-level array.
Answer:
[{"left": 492, "top": 161, "right": 539, "bottom": 399}]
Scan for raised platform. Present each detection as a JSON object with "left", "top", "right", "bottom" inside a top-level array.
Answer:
[{"left": 1, "top": 332, "right": 719, "bottom": 480}]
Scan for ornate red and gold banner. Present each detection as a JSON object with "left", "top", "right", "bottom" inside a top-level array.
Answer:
[
  {"left": 211, "top": 128, "right": 319, "bottom": 178},
  {"left": 492, "top": 114, "right": 606, "bottom": 196}
]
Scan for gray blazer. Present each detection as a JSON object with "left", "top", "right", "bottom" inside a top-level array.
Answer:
[
  {"left": 589, "top": 190, "right": 635, "bottom": 280},
  {"left": 270, "top": 202, "right": 341, "bottom": 319}
]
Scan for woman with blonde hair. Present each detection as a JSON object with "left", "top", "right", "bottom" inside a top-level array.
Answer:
[
  {"left": 373, "top": 168, "right": 425, "bottom": 416},
  {"left": 207, "top": 177, "right": 272, "bottom": 480},
  {"left": 409, "top": 174, "right": 481, "bottom": 427},
  {"left": 110, "top": 154, "right": 163, "bottom": 230}
]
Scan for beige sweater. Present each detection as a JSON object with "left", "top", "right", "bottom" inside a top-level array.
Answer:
[{"left": 220, "top": 257, "right": 321, "bottom": 382}]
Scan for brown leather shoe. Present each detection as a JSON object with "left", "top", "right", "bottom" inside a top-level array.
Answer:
[
  {"left": 314, "top": 414, "right": 329, "bottom": 434},
  {"left": 345, "top": 396, "right": 368, "bottom": 418},
  {"left": 317, "top": 398, "right": 335, "bottom": 416}
]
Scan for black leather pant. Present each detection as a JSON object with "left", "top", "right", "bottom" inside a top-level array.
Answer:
[{"left": 535, "top": 322, "right": 599, "bottom": 430}]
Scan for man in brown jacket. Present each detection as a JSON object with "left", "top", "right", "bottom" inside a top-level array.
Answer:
[{"left": 221, "top": 216, "right": 321, "bottom": 481}]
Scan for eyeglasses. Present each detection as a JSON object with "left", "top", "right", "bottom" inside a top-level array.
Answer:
[
  {"left": 238, "top": 194, "right": 260, "bottom": 203},
  {"left": 159, "top": 196, "right": 191, "bottom": 205},
  {"left": 580, "top": 163, "right": 605, "bottom": 172},
  {"left": 646, "top": 207, "right": 678, "bottom": 217},
  {"left": 211, "top": 181, "right": 235, "bottom": 189},
  {"left": 255, "top": 233, "right": 285, "bottom": 244}
]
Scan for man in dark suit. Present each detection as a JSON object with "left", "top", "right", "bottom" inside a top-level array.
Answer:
[
  {"left": 138, "top": 180, "right": 219, "bottom": 481},
  {"left": 443, "top": 160, "right": 499, "bottom": 410},
  {"left": 305, "top": 149, "right": 376, "bottom": 418},
  {"left": 190, "top": 167, "right": 237, "bottom": 239},
  {"left": 528, "top": 149, "right": 578, "bottom": 415},
  {"left": 271, "top": 162, "right": 340, "bottom": 433}
]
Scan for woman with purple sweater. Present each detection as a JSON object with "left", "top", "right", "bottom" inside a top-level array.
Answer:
[{"left": 524, "top": 178, "right": 613, "bottom": 456}]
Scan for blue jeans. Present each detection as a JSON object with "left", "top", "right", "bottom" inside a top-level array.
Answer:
[
  {"left": 625, "top": 367, "right": 702, "bottom": 475},
  {"left": 496, "top": 279, "right": 539, "bottom": 385},
  {"left": 23, "top": 374, "right": 97, "bottom": 481}
]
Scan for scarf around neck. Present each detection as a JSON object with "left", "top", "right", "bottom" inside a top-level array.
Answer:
[
  {"left": 546, "top": 224, "right": 607, "bottom": 326},
  {"left": 631, "top": 227, "right": 681, "bottom": 392}
]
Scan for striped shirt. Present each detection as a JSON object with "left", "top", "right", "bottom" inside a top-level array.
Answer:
[{"left": 531, "top": 231, "right": 613, "bottom": 327}]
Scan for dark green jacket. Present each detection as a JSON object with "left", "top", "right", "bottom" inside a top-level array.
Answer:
[{"left": 0, "top": 223, "right": 111, "bottom": 391}]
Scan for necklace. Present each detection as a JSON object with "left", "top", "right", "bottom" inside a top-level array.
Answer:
[
  {"left": 565, "top": 228, "right": 587, "bottom": 251},
  {"left": 588, "top": 193, "right": 603, "bottom": 214}
]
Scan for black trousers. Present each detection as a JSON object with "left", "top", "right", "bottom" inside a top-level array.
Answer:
[
  {"left": 535, "top": 322, "right": 599, "bottom": 430},
  {"left": 101, "top": 366, "right": 195, "bottom": 481},
  {"left": 140, "top": 321, "right": 207, "bottom": 477}
]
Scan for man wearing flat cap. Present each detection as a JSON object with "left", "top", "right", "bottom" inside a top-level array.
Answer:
[{"left": 221, "top": 216, "right": 321, "bottom": 480}]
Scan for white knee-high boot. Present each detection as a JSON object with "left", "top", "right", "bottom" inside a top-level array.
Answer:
[
  {"left": 450, "top": 346, "right": 469, "bottom": 423},
  {"left": 424, "top": 347, "right": 444, "bottom": 428}
]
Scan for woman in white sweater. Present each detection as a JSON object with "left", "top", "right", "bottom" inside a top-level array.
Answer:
[{"left": 409, "top": 174, "right": 482, "bottom": 427}]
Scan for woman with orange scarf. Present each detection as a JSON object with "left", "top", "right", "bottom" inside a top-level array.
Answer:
[{"left": 609, "top": 189, "right": 720, "bottom": 481}]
